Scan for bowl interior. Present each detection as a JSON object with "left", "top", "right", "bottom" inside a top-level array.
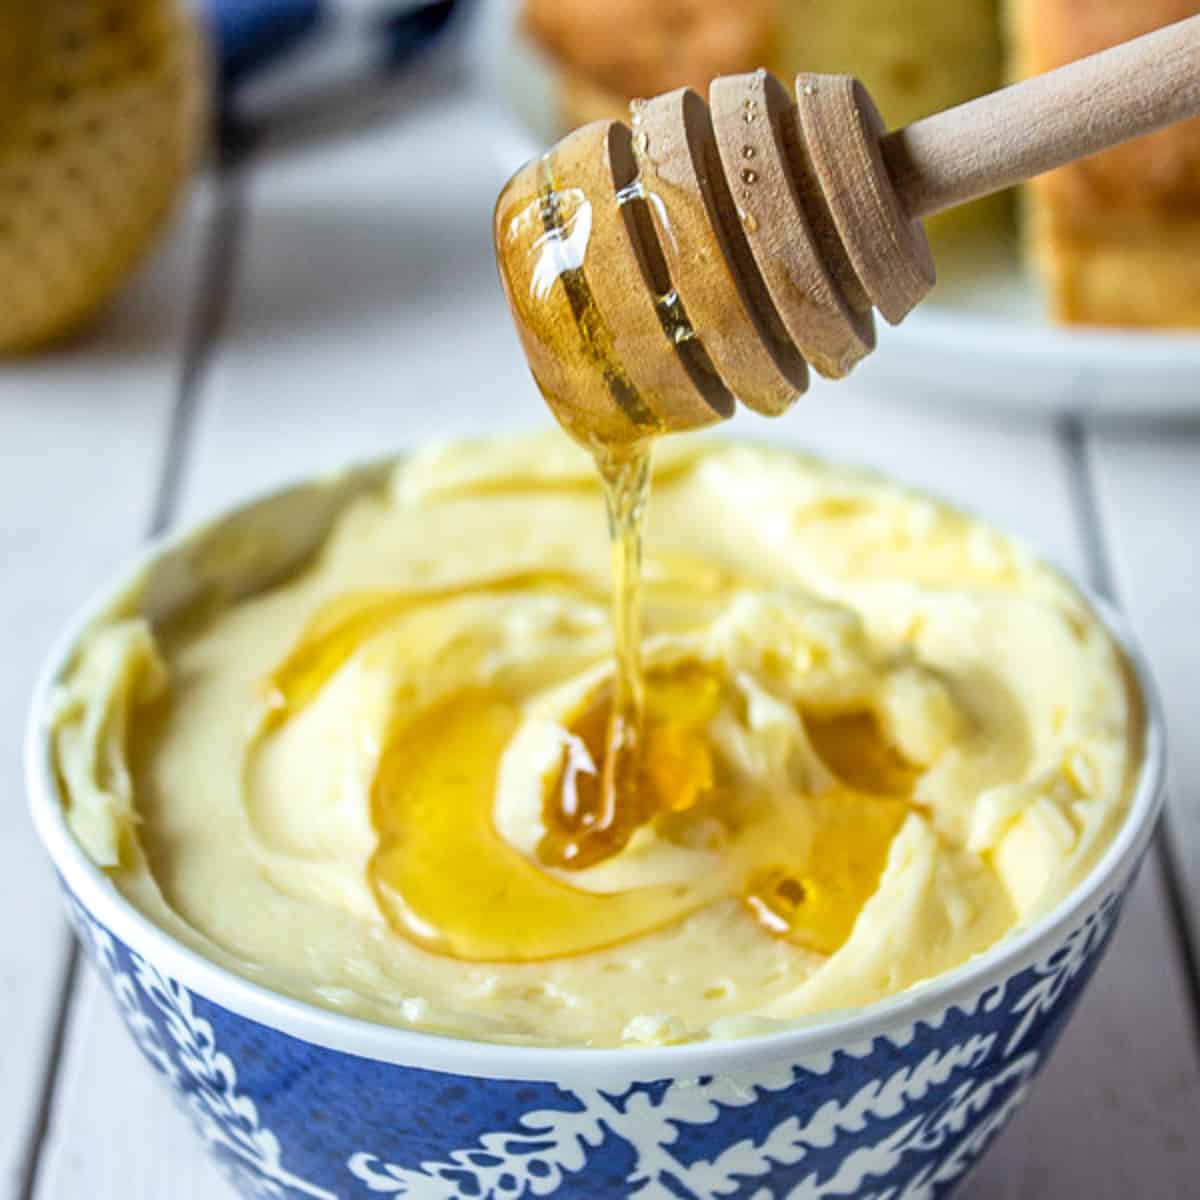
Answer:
[{"left": 26, "top": 452, "right": 1167, "bottom": 1085}]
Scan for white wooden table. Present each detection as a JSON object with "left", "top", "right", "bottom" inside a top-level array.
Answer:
[{"left": 4, "top": 82, "right": 1200, "bottom": 1199}]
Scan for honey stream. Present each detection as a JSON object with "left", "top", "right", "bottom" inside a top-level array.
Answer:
[
  {"left": 251, "top": 133, "right": 924, "bottom": 964},
  {"left": 537, "top": 445, "right": 655, "bottom": 869}
]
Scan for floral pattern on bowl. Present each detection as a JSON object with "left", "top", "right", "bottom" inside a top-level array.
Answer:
[{"left": 65, "top": 885, "right": 1124, "bottom": 1200}]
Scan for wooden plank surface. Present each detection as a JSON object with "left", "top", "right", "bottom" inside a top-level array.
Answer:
[
  {"left": 0, "top": 191, "right": 210, "bottom": 1200},
  {"left": 26, "top": 87, "right": 1200, "bottom": 1199}
]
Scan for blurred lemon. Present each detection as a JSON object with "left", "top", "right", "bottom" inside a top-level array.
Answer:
[{"left": 0, "top": 1, "right": 206, "bottom": 353}]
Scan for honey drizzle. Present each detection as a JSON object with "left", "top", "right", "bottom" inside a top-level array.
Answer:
[
  {"left": 258, "top": 569, "right": 598, "bottom": 731},
  {"left": 252, "top": 585, "right": 918, "bottom": 962},
  {"left": 366, "top": 690, "right": 720, "bottom": 962},
  {"left": 246, "top": 105, "right": 934, "bottom": 966},
  {"left": 581, "top": 443, "right": 654, "bottom": 865}
]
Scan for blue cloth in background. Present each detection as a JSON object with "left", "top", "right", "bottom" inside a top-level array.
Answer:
[
  {"left": 207, "top": 0, "right": 325, "bottom": 87},
  {"left": 203, "top": 0, "right": 463, "bottom": 125}
]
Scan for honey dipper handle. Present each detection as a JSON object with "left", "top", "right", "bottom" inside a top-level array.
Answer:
[{"left": 881, "top": 14, "right": 1200, "bottom": 219}]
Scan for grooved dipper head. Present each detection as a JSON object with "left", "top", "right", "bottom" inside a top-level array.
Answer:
[{"left": 495, "top": 71, "right": 934, "bottom": 448}]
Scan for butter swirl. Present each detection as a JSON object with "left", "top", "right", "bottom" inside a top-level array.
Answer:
[{"left": 51, "top": 436, "right": 1140, "bottom": 1046}]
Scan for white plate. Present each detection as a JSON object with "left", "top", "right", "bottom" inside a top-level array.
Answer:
[
  {"left": 860, "top": 237, "right": 1200, "bottom": 419},
  {"left": 470, "top": 2, "right": 1200, "bottom": 421}
]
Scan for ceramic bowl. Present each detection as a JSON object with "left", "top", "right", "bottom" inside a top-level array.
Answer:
[{"left": 27, "top": 459, "right": 1165, "bottom": 1200}]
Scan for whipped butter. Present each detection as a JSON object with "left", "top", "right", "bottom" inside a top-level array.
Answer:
[{"left": 51, "top": 435, "right": 1141, "bottom": 1047}]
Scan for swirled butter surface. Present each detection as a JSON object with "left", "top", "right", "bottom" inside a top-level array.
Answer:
[{"left": 51, "top": 435, "right": 1141, "bottom": 1046}]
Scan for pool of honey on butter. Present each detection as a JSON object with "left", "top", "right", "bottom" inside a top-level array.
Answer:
[
  {"left": 251, "top": 112, "right": 920, "bottom": 970},
  {"left": 256, "top": 579, "right": 920, "bottom": 964}
]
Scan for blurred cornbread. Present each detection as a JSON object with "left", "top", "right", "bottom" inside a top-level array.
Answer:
[
  {"left": 1011, "top": 0, "right": 1200, "bottom": 327},
  {"left": 0, "top": 2, "right": 205, "bottom": 353},
  {"left": 523, "top": 0, "right": 1000, "bottom": 132},
  {"left": 523, "top": 0, "right": 1200, "bottom": 327},
  {"left": 522, "top": 0, "right": 1005, "bottom": 237},
  {"left": 521, "top": 0, "right": 775, "bottom": 126}
]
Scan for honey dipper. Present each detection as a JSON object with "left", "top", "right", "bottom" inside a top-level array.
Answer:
[{"left": 495, "top": 15, "right": 1200, "bottom": 445}]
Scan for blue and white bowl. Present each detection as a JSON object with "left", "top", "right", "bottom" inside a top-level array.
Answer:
[{"left": 27, "top": 460, "right": 1165, "bottom": 1200}]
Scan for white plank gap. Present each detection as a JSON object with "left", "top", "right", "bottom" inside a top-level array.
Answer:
[
  {"left": 0, "top": 186, "right": 211, "bottom": 1200},
  {"left": 37, "top": 83, "right": 1200, "bottom": 1198},
  {"left": 31, "top": 970, "right": 230, "bottom": 1200},
  {"left": 1087, "top": 423, "right": 1200, "bottom": 991}
]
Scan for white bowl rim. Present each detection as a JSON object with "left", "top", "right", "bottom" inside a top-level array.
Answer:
[{"left": 26, "top": 452, "right": 1167, "bottom": 1086}]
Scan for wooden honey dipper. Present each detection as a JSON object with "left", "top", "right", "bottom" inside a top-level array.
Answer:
[{"left": 495, "top": 15, "right": 1200, "bottom": 446}]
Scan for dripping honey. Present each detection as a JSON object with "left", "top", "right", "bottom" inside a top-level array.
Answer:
[
  {"left": 252, "top": 116, "right": 926, "bottom": 966},
  {"left": 537, "top": 661, "right": 720, "bottom": 871},
  {"left": 536, "top": 663, "right": 919, "bottom": 958},
  {"left": 493, "top": 126, "right": 924, "bottom": 960},
  {"left": 259, "top": 587, "right": 919, "bottom": 962}
]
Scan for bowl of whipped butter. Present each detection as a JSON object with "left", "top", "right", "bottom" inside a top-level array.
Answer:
[{"left": 29, "top": 432, "right": 1162, "bottom": 1199}]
